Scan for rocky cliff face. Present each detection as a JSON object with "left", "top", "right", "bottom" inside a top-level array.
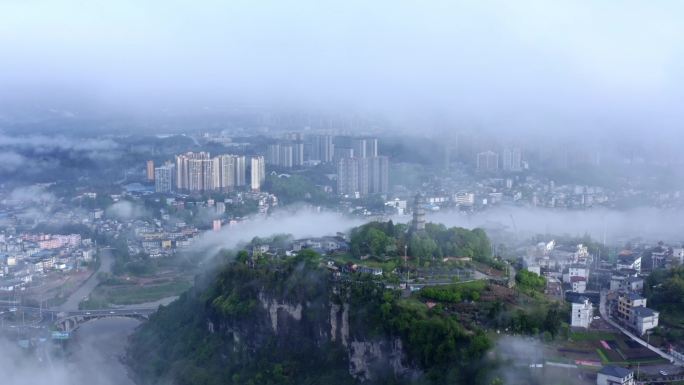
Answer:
[
  {"left": 212, "top": 286, "right": 420, "bottom": 383},
  {"left": 128, "top": 262, "right": 434, "bottom": 385}
]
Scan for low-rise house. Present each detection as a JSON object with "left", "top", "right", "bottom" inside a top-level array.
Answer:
[
  {"left": 617, "top": 253, "right": 641, "bottom": 273},
  {"left": 571, "top": 276, "right": 587, "bottom": 293},
  {"left": 672, "top": 248, "right": 684, "bottom": 264},
  {"left": 621, "top": 276, "right": 644, "bottom": 293},
  {"left": 563, "top": 264, "right": 589, "bottom": 283},
  {"left": 252, "top": 244, "right": 270, "bottom": 256},
  {"left": 175, "top": 238, "right": 192, "bottom": 248},
  {"left": 633, "top": 307, "right": 659, "bottom": 335},
  {"left": 142, "top": 240, "right": 161, "bottom": 249},
  {"left": 0, "top": 278, "right": 25, "bottom": 292},
  {"left": 291, "top": 237, "right": 348, "bottom": 254},
  {"left": 617, "top": 292, "right": 647, "bottom": 322},
  {"left": 615, "top": 292, "right": 658, "bottom": 335},
  {"left": 597, "top": 366, "right": 634, "bottom": 385},
  {"left": 570, "top": 297, "right": 593, "bottom": 329},
  {"left": 81, "top": 249, "right": 94, "bottom": 262},
  {"left": 610, "top": 273, "right": 627, "bottom": 291},
  {"left": 355, "top": 265, "right": 383, "bottom": 276},
  {"left": 651, "top": 250, "right": 668, "bottom": 269},
  {"left": 525, "top": 264, "right": 541, "bottom": 275}
]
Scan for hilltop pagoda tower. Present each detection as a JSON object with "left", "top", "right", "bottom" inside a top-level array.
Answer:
[{"left": 411, "top": 193, "right": 426, "bottom": 233}]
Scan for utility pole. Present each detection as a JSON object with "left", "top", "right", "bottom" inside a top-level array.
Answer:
[
  {"left": 404, "top": 245, "right": 409, "bottom": 287},
  {"left": 637, "top": 361, "right": 640, "bottom": 380}
]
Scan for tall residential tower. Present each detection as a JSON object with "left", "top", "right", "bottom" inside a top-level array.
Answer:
[{"left": 251, "top": 156, "right": 266, "bottom": 191}]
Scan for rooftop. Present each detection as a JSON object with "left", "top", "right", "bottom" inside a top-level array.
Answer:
[
  {"left": 571, "top": 296, "right": 590, "bottom": 305},
  {"left": 618, "top": 254, "right": 640, "bottom": 264},
  {"left": 599, "top": 365, "right": 632, "bottom": 378},
  {"left": 622, "top": 292, "right": 645, "bottom": 301},
  {"left": 633, "top": 306, "right": 658, "bottom": 317}
]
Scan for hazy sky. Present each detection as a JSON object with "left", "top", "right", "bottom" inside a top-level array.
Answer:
[{"left": 1, "top": 1, "right": 683, "bottom": 133}]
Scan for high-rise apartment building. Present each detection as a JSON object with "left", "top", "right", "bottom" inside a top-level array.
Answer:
[
  {"left": 502, "top": 148, "right": 522, "bottom": 171},
  {"left": 333, "top": 136, "right": 353, "bottom": 163},
  {"left": 352, "top": 137, "right": 378, "bottom": 158},
  {"left": 251, "top": 156, "right": 266, "bottom": 191},
  {"left": 337, "top": 157, "right": 359, "bottom": 196},
  {"left": 202, "top": 158, "right": 217, "bottom": 191},
  {"left": 337, "top": 156, "right": 389, "bottom": 196},
  {"left": 175, "top": 152, "right": 245, "bottom": 192},
  {"left": 476, "top": 151, "right": 499, "bottom": 172},
  {"left": 279, "top": 144, "right": 294, "bottom": 168},
  {"left": 284, "top": 132, "right": 303, "bottom": 141},
  {"left": 220, "top": 155, "right": 235, "bottom": 189},
  {"left": 310, "top": 135, "right": 334, "bottom": 163},
  {"left": 176, "top": 152, "right": 211, "bottom": 191},
  {"left": 292, "top": 141, "right": 304, "bottom": 166},
  {"left": 266, "top": 144, "right": 281, "bottom": 166},
  {"left": 146, "top": 160, "right": 155, "bottom": 181},
  {"left": 267, "top": 142, "right": 305, "bottom": 168},
  {"left": 154, "top": 163, "right": 175, "bottom": 193},
  {"left": 234, "top": 155, "right": 246, "bottom": 187},
  {"left": 369, "top": 156, "right": 389, "bottom": 194},
  {"left": 333, "top": 147, "right": 355, "bottom": 162}
]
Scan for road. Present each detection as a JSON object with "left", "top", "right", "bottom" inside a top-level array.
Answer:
[
  {"left": 599, "top": 290, "right": 682, "bottom": 365},
  {"left": 115, "top": 295, "right": 178, "bottom": 310},
  {"left": 66, "top": 308, "right": 156, "bottom": 318},
  {"left": 57, "top": 247, "right": 113, "bottom": 312}
]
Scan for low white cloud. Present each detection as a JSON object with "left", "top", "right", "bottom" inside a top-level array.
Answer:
[
  {"left": 4, "top": 185, "right": 56, "bottom": 204},
  {"left": 105, "top": 200, "right": 150, "bottom": 220},
  {"left": 0, "top": 151, "right": 28, "bottom": 172},
  {"left": 0, "top": 134, "right": 120, "bottom": 163},
  {"left": 189, "top": 207, "right": 364, "bottom": 259}
]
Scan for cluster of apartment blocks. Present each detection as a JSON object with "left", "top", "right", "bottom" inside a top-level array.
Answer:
[
  {"left": 334, "top": 137, "right": 389, "bottom": 197},
  {"left": 150, "top": 134, "right": 390, "bottom": 197},
  {"left": 152, "top": 153, "right": 266, "bottom": 193},
  {"left": 265, "top": 133, "right": 373, "bottom": 167},
  {"left": 476, "top": 148, "right": 525, "bottom": 172},
  {"left": 265, "top": 134, "right": 389, "bottom": 197}
]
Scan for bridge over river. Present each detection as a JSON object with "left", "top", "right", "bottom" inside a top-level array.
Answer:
[
  {"left": 2, "top": 305, "right": 157, "bottom": 336},
  {"left": 54, "top": 307, "right": 157, "bottom": 332}
]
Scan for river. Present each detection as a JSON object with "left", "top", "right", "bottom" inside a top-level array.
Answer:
[
  {"left": 58, "top": 247, "right": 114, "bottom": 312},
  {"left": 65, "top": 317, "right": 140, "bottom": 385}
]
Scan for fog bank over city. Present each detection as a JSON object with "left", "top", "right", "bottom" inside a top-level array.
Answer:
[
  {"left": 2, "top": 1, "right": 684, "bottom": 136},
  {"left": 191, "top": 204, "right": 684, "bottom": 262},
  {"left": 429, "top": 206, "right": 684, "bottom": 244}
]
